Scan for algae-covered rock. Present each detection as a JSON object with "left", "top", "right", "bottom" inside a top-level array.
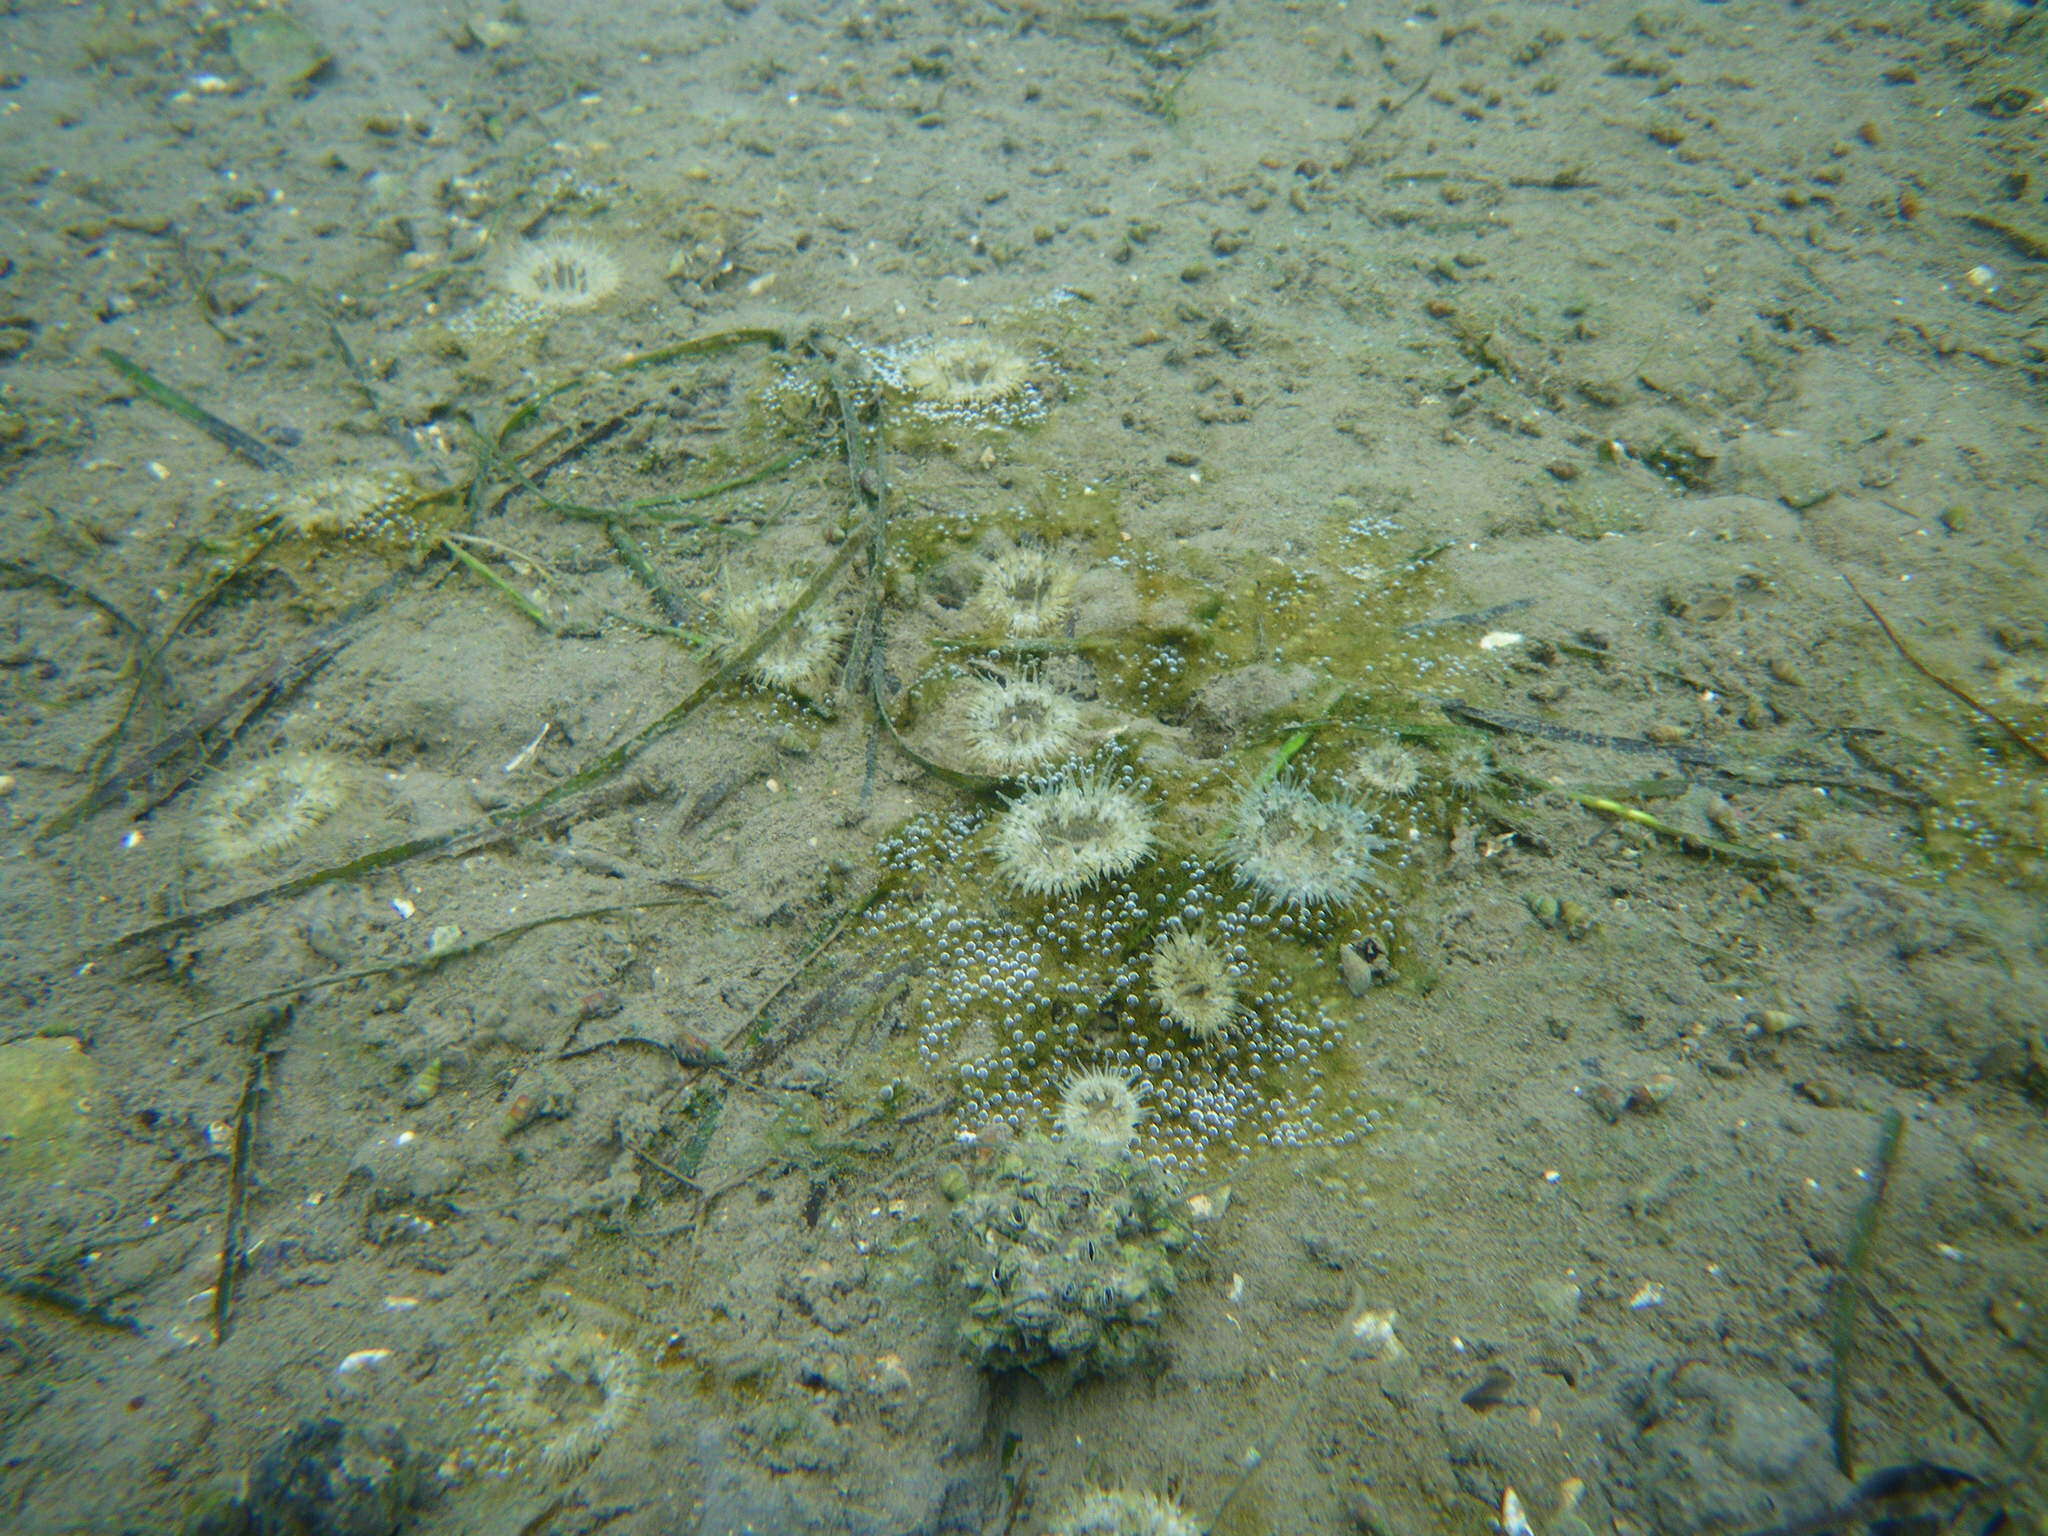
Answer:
[
  {"left": 0, "top": 1036, "right": 97, "bottom": 1178},
  {"left": 184, "top": 1418, "right": 425, "bottom": 1536},
  {"left": 947, "top": 1137, "right": 1196, "bottom": 1392},
  {"left": 229, "top": 11, "right": 331, "bottom": 90}
]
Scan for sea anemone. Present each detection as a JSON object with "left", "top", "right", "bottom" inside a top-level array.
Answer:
[
  {"left": 270, "top": 469, "right": 422, "bottom": 542},
  {"left": 992, "top": 770, "right": 1155, "bottom": 897},
  {"left": 1441, "top": 739, "right": 1498, "bottom": 793},
  {"left": 968, "top": 543, "right": 1078, "bottom": 639},
  {"left": 1226, "top": 774, "right": 1389, "bottom": 912},
  {"left": 498, "top": 235, "right": 622, "bottom": 312},
  {"left": 718, "top": 573, "right": 852, "bottom": 697},
  {"left": 1992, "top": 659, "right": 2048, "bottom": 709},
  {"left": 1046, "top": 1486, "right": 1201, "bottom": 1536},
  {"left": 960, "top": 673, "right": 1084, "bottom": 775},
  {"left": 1055, "top": 1069, "right": 1145, "bottom": 1150},
  {"left": 1148, "top": 927, "right": 1241, "bottom": 1040},
  {"left": 194, "top": 753, "right": 348, "bottom": 866},
  {"left": 468, "top": 1324, "right": 644, "bottom": 1479},
  {"left": 1350, "top": 739, "right": 1423, "bottom": 798},
  {"left": 889, "top": 334, "right": 1048, "bottom": 425}
]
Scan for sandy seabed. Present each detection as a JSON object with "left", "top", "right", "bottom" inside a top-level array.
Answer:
[{"left": 1, "top": 2, "right": 2045, "bottom": 1533}]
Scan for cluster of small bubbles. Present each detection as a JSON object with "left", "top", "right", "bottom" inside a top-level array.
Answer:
[
  {"left": 1130, "top": 643, "right": 1189, "bottom": 713},
  {"left": 1344, "top": 511, "right": 1404, "bottom": 541},
  {"left": 867, "top": 833, "right": 1381, "bottom": 1169},
  {"left": 1916, "top": 740, "right": 2048, "bottom": 886},
  {"left": 446, "top": 292, "right": 552, "bottom": 352}
]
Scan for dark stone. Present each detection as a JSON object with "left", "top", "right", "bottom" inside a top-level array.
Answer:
[{"left": 241, "top": 1419, "right": 423, "bottom": 1536}]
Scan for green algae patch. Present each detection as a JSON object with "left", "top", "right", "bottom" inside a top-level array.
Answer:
[{"left": 0, "top": 1037, "right": 99, "bottom": 1178}]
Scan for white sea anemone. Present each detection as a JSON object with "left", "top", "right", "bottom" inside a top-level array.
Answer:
[
  {"left": 960, "top": 674, "right": 1083, "bottom": 775},
  {"left": 1055, "top": 1069, "right": 1145, "bottom": 1150},
  {"left": 194, "top": 753, "right": 348, "bottom": 866},
  {"left": 968, "top": 542, "right": 1078, "bottom": 639},
  {"left": 1148, "top": 927, "right": 1242, "bottom": 1040},
  {"left": 1047, "top": 1486, "right": 1200, "bottom": 1536},
  {"left": 1227, "top": 774, "right": 1389, "bottom": 912},
  {"left": 1441, "top": 739, "right": 1498, "bottom": 793},
  {"left": 499, "top": 235, "right": 623, "bottom": 312},
  {"left": 992, "top": 770, "right": 1155, "bottom": 897},
  {"left": 887, "top": 334, "right": 1050, "bottom": 425},
  {"left": 468, "top": 1324, "right": 644, "bottom": 1479},
  {"left": 1350, "top": 739, "right": 1423, "bottom": 798},
  {"left": 718, "top": 573, "right": 852, "bottom": 697}
]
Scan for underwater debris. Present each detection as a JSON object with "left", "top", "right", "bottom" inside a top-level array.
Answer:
[
  {"left": 191, "top": 1418, "right": 424, "bottom": 1536},
  {"left": 0, "top": 1036, "right": 98, "bottom": 1179}
]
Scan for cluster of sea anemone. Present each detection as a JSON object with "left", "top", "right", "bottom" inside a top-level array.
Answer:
[{"left": 873, "top": 785, "right": 1386, "bottom": 1167}]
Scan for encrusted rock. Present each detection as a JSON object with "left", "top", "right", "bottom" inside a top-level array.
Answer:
[{"left": 947, "top": 1137, "right": 1195, "bottom": 1392}]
